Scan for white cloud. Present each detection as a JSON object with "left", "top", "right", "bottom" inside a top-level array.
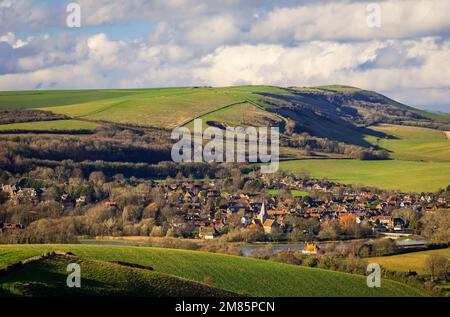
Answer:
[
  {"left": 0, "top": 0, "right": 60, "bottom": 33},
  {"left": 248, "top": 0, "right": 450, "bottom": 42},
  {"left": 197, "top": 42, "right": 382, "bottom": 86},
  {"left": 0, "top": 33, "right": 203, "bottom": 90},
  {"left": 0, "top": 0, "right": 13, "bottom": 8},
  {"left": 1, "top": 34, "right": 449, "bottom": 106},
  {"left": 0, "top": 32, "right": 15, "bottom": 45},
  {"left": 182, "top": 15, "right": 240, "bottom": 46}
]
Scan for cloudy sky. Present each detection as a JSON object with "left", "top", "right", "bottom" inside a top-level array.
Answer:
[{"left": 0, "top": 0, "right": 449, "bottom": 112}]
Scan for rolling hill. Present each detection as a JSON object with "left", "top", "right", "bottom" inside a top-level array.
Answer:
[
  {"left": 0, "top": 85, "right": 449, "bottom": 192},
  {"left": 1, "top": 85, "right": 448, "bottom": 134},
  {"left": 1, "top": 85, "right": 448, "bottom": 143},
  {"left": 0, "top": 244, "right": 427, "bottom": 297},
  {"left": 0, "top": 253, "right": 238, "bottom": 297}
]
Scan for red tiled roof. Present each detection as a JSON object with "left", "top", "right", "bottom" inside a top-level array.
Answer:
[
  {"left": 263, "top": 219, "right": 276, "bottom": 227},
  {"left": 267, "top": 210, "right": 289, "bottom": 216}
]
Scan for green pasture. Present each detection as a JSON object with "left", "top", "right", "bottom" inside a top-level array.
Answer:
[{"left": 0, "top": 244, "right": 426, "bottom": 297}]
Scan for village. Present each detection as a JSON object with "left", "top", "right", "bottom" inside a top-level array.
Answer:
[{"left": 1, "top": 173, "right": 449, "bottom": 241}]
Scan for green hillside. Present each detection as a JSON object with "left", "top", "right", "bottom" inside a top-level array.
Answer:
[
  {"left": 0, "top": 89, "right": 145, "bottom": 109},
  {"left": 40, "top": 90, "right": 236, "bottom": 129},
  {"left": 365, "top": 124, "right": 450, "bottom": 162},
  {"left": 0, "top": 85, "right": 448, "bottom": 192},
  {"left": 0, "top": 254, "right": 237, "bottom": 297},
  {"left": 2, "top": 85, "right": 447, "bottom": 134},
  {"left": 280, "top": 123, "right": 450, "bottom": 192},
  {"left": 0, "top": 244, "right": 426, "bottom": 297},
  {"left": 30, "top": 86, "right": 286, "bottom": 129},
  {"left": 280, "top": 159, "right": 450, "bottom": 192},
  {"left": 184, "top": 101, "right": 283, "bottom": 130}
]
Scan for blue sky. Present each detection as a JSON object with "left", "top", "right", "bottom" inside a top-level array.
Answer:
[{"left": 0, "top": 0, "right": 450, "bottom": 113}]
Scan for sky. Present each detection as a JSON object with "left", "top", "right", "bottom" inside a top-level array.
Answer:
[{"left": 0, "top": 0, "right": 449, "bottom": 112}]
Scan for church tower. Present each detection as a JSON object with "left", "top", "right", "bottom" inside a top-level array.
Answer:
[{"left": 258, "top": 202, "right": 267, "bottom": 224}]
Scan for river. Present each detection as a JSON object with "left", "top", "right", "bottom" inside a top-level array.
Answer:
[{"left": 80, "top": 238, "right": 427, "bottom": 257}]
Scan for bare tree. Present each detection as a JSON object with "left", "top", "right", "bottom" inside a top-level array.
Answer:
[{"left": 425, "top": 254, "right": 449, "bottom": 281}]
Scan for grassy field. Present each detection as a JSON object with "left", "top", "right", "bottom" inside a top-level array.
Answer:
[
  {"left": 280, "top": 159, "right": 450, "bottom": 192},
  {"left": 184, "top": 101, "right": 282, "bottom": 129},
  {"left": 378, "top": 248, "right": 450, "bottom": 293},
  {"left": 0, "top": 86, "right": 288, "bottom": 129},
  {"left": 40, "top": 91, "right": 235, "bottom": 128},
  {"left": 0, "top": 254, "right": 236, "bottom": 297},
  {"left": 367, "top": 248, "right": 450, "bottom": 274},
  {"left": 281, "top": 124, "right": 450, "bottom": 192},
  {"left": 32, "top": 86, "right": 283, "bottom": 129},
  {"left": 0, "top": 244, "right": 426, "bottom": 297},
  {"left": 0, "top": 120, "right": 100, "bottom": 131},
  {"left": 0, "top": 89, "right": 144, "bottom": 109},
  {"left": 366, "top": 124, "right": 450, "bottom": 162},
  {"left": 268, "top": 189, "right": 309, "bottom": 197}
]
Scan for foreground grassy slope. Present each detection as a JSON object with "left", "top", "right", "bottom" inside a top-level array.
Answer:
[
  {"left": 368, "top": 248, "right": 450, "bottom": 274},
  {"left": 280, "top": 159, "right": 450, "bottom": 192},
  {"left": 0, "top": 255, "right": 237, "bottom": 297},
  {"left": 0, "top": 245, "right": 426, "bottom": 297}
]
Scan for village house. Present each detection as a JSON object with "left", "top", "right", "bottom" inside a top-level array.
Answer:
[
  {"left": 2, "top": 175, "right": 447, "bottom": 241},
  {"left": 1, "top": 184, "right": 19, "bottom": 197},
  {"left": 262, "top": 219, "right": 280, "bottom": 234},
  {"left": 302, "top": 243, "right": 319, "bottom": 255}
]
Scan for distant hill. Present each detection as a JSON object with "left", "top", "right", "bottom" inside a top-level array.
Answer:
[
  {"left": 0, "top": 85, "right": 448, "bottom": 171},
  {"left": 258, "top": 85, "right": 450, "bottom": 146},
  {"left": 1, "top": 85, "right": 447, "bottom": 147}
]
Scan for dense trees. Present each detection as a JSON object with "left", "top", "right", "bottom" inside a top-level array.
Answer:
[
  {"left": 285, "top": 216, "right": 320, "bottom": 241},
  {"left": 0, "top": 134, "right": 171, "bottom": 166},
  {"left": 286, "top": 133, "right": 389, "bottom": 160},
  {"left": 318, "top": 219, "right": 340, "bottom": 240},
  {"left": 420, "top": 209, "right": 450, "bottom": 242}
]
